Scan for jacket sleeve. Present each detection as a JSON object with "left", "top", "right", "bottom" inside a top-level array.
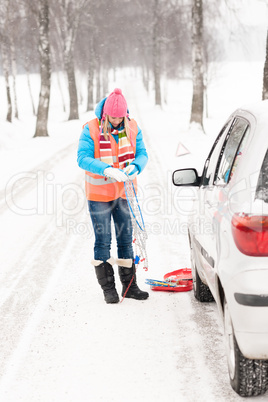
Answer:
[
  {"left": 77, "top": 124, "right": 111, "bottom": 175},
  {"left": 132, "top": 126, "right": 148, "bottom": 173}
]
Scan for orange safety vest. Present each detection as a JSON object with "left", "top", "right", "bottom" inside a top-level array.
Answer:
[{"left": 84, "top": 118, "right": 138, "bottom": 202}]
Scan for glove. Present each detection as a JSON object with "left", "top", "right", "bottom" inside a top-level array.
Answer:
[
  {"left": 123, "top": 164, "right": 139, "bottom": 180},
  {"left": 104, "top": 167, "right": 128, "bottom": 182}
]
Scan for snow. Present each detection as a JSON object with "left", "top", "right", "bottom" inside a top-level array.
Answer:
[{"left": 0, "top": 64, "right": 268, "bottom": 401}]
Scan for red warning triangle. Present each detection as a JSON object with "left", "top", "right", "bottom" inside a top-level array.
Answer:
[{"left": 176, "top": 142, "right": 190, "bottom": 157}]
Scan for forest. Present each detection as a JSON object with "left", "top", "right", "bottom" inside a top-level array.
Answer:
[{"left": 0, "top": 0, "right": 268, "bottom": 136}]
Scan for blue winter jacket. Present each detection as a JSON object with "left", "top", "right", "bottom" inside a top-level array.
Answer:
[{"left": 77, "top": 98, "right": 148, "bottom": 176}]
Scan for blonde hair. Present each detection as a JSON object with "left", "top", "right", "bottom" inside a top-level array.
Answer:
[{"left": 102, "top": 116, "right": 131, "bottom": 141}]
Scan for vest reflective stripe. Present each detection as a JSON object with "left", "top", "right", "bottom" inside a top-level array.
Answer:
[
  {"left": 85, "top": 118, "right": 138, "bottom": 201},
  {"left": 85, "top": 173, "right": 116, "bottom": 185}
]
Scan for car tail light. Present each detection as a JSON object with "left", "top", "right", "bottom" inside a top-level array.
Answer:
[{"left": 231, "top": 213, "right": 268, "bottom": 256}]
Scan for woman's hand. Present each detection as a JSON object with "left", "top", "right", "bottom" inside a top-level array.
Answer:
[
  {"left": 123, "top": 165, "right": 139, "bottom": 180},
  {"left": 104, "top": 167, "right": 128, "bottom": 182}
]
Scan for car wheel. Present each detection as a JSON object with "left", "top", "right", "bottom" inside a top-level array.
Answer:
[
  {"left": 193, "top": 262, "right": 214, "bottom": 302},
  {"left": 224, "top": 299, "right": 268, "bottom": 397}
]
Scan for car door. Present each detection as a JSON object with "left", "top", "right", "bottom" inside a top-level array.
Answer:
[
  {"left": 200, "top": 117, "right": 250, "bottom": 291},
  {"left": 192, "top": 120, "right": 232, "bottom": 284}
]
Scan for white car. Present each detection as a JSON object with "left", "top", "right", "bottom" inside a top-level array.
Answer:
[{"left": 172, "top": 101, "right": 268, "bottom": 397}]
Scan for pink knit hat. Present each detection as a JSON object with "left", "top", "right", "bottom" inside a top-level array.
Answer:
[{"left": 103, "top": 88, "right": 128, "bottom": 118}]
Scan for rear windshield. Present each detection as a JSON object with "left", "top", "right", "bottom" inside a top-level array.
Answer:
[{"left": 256, "top": 149, "right": 268, "bottom": 202}]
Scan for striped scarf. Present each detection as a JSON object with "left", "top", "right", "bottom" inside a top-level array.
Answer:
[{"left": 99, "top": 125, "right": 135, "bottom": 169}]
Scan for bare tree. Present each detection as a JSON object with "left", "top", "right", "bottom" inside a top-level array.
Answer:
[
  {"left": 7, "top": 0, "right": 22, "bottom": 119},
  {"left": 136, "top": 0, "right": 190, "bottom": 106},
  {"left": 52, "top": 0, "right": 88, "bottom": 120},
  {"left": 0, "top": 40, "right": 12, "bottom": 123},
  {"left": 263, "top": 29, "right": 268, "bottom": 100},
  {"left": 86, "top": 33, "right": 95, "bottom": 111},
  {"left": 95, "top": 67, "right": 101, "bottom": 101},
  {"left": 34, "top": 0, "right": 51, "bottom": 137},
  {"left": 1, "top": 0, "right": 35, "bottom": 122},
  {"left": 26, "top": 65, "right": 37, "bottom": 116},
  {"left": 51, "top": 45, "right": 67, "bottom": 113},
  {"left": 61, "top": 1, "right": 79, "bottom": 120},
  {"left": 82, "top": 10, "right": 95, "bottom": 111},
  {"left": 153, "top": 0, "right": 162, "bottom": 106},
  {"left": 190, "top": 0, "right": 204, "bottom": 129},
  {"left": 10, "top": 33, "right": 18, "bottom": 119},
  {"left": 0, "top": 0, "right": 12, "bottom": 122},
  {"left": 19, "top": 0, "right": 39, "bottom": 116}
]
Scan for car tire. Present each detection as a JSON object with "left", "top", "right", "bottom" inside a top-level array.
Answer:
[
  {"left": 193, "top": 262, "right": 214, "bottom": 302},
  {"left": 224, "top": 299, "right": 268, "bottom": 397}
]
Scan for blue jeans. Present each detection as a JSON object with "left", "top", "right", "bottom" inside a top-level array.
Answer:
[{"left": 88, "top": 198, "right": 134, "bottom": 261}]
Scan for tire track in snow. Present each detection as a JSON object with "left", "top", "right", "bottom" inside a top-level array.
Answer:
[
  {"left": 0, "top": 173, "right": 86, "bottom": 388},
  {"left": 0, "top": 137, "right": 86, "bottom": 386},
  {"left": 0, "top": 142, "right": 77, "bottom": 215},
  {"left": 0, "top": 232, "right": 80, "bottom": 398},
  {"left": 0, "top": 217, "right": 58, "bottom": 309}
]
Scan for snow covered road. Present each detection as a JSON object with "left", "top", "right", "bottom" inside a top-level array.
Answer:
[{"left": 0, "top": 76, "right": 267, "bottom": 401}]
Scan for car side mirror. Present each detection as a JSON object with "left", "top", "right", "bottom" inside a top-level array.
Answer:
[{"left": 172, "top": 168, "right": 200, "bottom": 186}]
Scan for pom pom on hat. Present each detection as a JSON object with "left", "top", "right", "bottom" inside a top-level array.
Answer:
[{"left": 103, "top": 88, "right": 128, "bottom": 118}]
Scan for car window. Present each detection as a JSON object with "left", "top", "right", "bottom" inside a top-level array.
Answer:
[
  {"left": 201, "top": 121, "right": 231, "bottom": 186},
  {"left": 255, "top": 149, "right": 268, "bottom": 202},
  {"left": 227, "top": 126, "right": 250, "bottom": 182},
  {"left": 214, "top": 118, "right": 249, "bottom": 186}
]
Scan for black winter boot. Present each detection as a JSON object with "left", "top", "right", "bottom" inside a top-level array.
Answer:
[
  {"left": 92, "top": 258, "right": 119, "bottom": 304},
  {"left": 117, "top": 259, "right": 149, "bottom": 300}
]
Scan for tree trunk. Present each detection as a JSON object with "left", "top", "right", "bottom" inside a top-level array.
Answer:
[
  {"left": 153, "top": 0, "right": 161, "bottom": 106},
  {"left": 190, "top": 0, "right": 204, "bottom": 129},
  {"left": 56, "top": 71, "right": 66, "bottom": 113},
  {"left": 102, "top": 66, "right": 108, "bottom": 98},
  {"left": 34, "top": 0, "right": 51, "bottom": 138},
  {"left": 262, "top": 29, "right": 268, "bottom": 100},
  {"left": 96, "top": 67, "right": 101, "bottom": 101},
  {"left": 10, "top": 33, "right": 18, "bottom": 119},
  {"left": 87, "top": 42, "right": 95, "bottom": 111},
  {"left": 87, "top": 66, "right": 94, "bottom": 111},
  {"left": 26, "top": 71, "right": 36, "bottom": 116},
  {"left": 0, "top": 0, "right": 12, "bottom": 122},
  {"left": 4, "top": 70, "right": 12, "bottom": 123},
  {"left": 60, "top": 1, "right": 80, "bottom": 121},
  {"left": 50, "top": 45, "right": 66, "bottom": 113},
  {"left": 65, "top": 53, "right": 79, "bottom": 120},
  {"left": 24, "top": 54, "right": 36, "bottom": 116},
  {"left": 1, "top": 36, "right": 12, "bottom": 122},
  {"left": 142, "top": 65, "right": 150, "bottom": 93}
]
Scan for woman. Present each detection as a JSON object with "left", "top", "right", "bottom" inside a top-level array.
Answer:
[{"left": 77, "top": 88, "right": 149, "bottom": 304}]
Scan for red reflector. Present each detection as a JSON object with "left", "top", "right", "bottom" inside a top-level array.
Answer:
[{"left": 231, "top": 214, "right": 268, "bottom": 256}]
